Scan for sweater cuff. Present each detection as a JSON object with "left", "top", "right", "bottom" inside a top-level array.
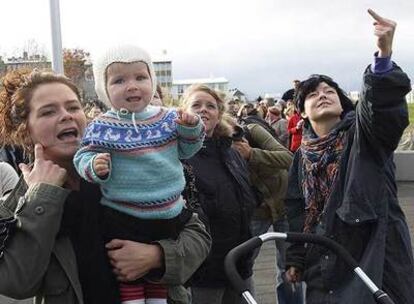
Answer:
[
  {"left": 86, "top": 155, "right": 111, "bottom": 183},
  {"left": 371, "top": 52, "right": 393, "bottom": 74},
  {"left": 176, "top": 117, "right": 204, "bottom": 140}
]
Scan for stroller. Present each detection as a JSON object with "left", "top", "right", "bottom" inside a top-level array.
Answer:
[{"left": 224, "top": 232, "right": 396, "bottom": 304}]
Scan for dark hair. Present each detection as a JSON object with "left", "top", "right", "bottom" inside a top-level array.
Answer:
[{"left": 295, "top": 74, "right": 354, "bottom": 117}]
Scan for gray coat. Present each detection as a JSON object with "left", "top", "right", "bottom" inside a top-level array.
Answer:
[{"left": 0, "top": 179, "right": 211, "bottom": 304}]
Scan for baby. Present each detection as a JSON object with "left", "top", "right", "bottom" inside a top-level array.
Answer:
[{"left": 74, "top": 44, "right": 205, "bottom": 304}]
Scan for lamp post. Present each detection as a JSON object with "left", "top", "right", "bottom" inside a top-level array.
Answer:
[{"left": 49, "top": 0, "right": 63, "bottom": 74}]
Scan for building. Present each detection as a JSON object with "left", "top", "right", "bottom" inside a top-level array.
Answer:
[
  {"left": 171, "top": 77, "right": 229, "bottom": 99},
  {"left": 153, "top": 50, "right": 173, "bottom": 92},
  {"left": 228, "top": 88, "right": 248, "bottom": 102},
  {"left": 4, "top": 51, "right": 51, "bottom": 72}
]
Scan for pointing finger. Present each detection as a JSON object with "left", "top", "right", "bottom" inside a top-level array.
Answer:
[
  {"left": 34, "top": 144, "right": 45, "bottom": 162},
  {"left": 368, "top": 9, "right": 383, "bottom": 22}
]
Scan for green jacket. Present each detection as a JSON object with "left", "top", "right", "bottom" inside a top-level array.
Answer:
[
  {"left": 245, "top": 124, "right": 293, "bottom": 221},
  {"left": 0, "top": 178, "right": 211, "bottom": 304}
]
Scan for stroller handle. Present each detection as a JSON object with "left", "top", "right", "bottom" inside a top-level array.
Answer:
[{"left": 224, "top": 232, "right": 395, "bottom": 304}]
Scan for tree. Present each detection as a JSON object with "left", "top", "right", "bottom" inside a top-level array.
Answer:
[
  {"left": 63, "top": 48, "right": 90, "bottom": 98},
  {"left": 63, "top": 48, "right": 89, "bottom": 83}
]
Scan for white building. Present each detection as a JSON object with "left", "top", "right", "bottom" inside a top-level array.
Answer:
[
  {"left": 229, "top": 88, "right": 248, "bottom": 102},
  {"left": 153, "top": 50, "right": 173, "bottom": 91},
  {"left": 171, "top": 77, "right": 229, "bottom": 99}
]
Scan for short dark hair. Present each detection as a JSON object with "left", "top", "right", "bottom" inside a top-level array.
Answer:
[{"left": 295, "top": 74, "right": 354, "bottom": 117}]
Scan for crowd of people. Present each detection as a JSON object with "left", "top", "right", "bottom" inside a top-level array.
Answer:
[{"left": 0, "top": 8, "right": 413, "bottom": 304}]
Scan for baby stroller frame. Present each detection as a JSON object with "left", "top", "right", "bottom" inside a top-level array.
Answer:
[{"left": 224, "top": 232, "right": 395, "bottom": 304}]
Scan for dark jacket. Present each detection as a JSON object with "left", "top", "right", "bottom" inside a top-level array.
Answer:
[
  {"left": 286, "top": 64, "right": 414, "bottom": 304},
  {"left": 186, "top": 137, "right": 256, "bottom": 288}
]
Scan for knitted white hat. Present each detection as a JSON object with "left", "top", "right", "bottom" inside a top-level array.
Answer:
[{"left": 93, "top": 44, "right": 157, "bottom": 108}]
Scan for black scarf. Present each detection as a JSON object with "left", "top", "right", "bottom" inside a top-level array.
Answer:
[{"left": 59, "top": 180, "right": 121, "bottom": 304}]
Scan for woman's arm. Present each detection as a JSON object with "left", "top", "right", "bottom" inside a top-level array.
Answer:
[
  {"left": 0, "top": 144, "right": 69, "bottom": 298},
  {"left": 0, "top": 182, "right": 70, "bottom": 298},
  {"left": 106, "top": 213, "right": 211, "bottom": 285},
  {"left": 357, "top": 10, "right": 411, "bottom": 163},
  {"left": 246, "top": 124, "right": 293, "bottom": 170}
]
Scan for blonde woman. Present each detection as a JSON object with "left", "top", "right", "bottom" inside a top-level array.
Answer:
[{"left": 181, "top": 84, "right": 256, "bottom": 304}]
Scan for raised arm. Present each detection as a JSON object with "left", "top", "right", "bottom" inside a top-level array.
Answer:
[{"left": 357, "top": 10, "right": 411, "bottom": 163}]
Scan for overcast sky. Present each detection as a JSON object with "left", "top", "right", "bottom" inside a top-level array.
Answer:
[{"left": 1, "top": 0, "right": 413, "bottom": 98}]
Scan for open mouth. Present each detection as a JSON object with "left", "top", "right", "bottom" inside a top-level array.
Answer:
[
  {"left": 126, "top": 96, "right": 142, "bottom": 103},
  {"left": 200, "top": 116, "right": 209, "bottom": 122},
  {"left": 57, "top": 128, "right": 79, "bottom": 141}
]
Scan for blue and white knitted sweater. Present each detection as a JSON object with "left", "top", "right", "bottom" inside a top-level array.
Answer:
[{"left": 74, "top": 105, "right": 205, "bottom": 219}]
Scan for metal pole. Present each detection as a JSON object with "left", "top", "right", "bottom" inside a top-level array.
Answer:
[{"left": 49, "top": 0, "right": 64, "bottom": 74}]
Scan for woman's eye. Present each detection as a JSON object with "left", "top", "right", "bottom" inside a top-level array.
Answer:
[
  {"left": 40, "top": 110, "right": 54, "bottom": 117},
  {"left": 137, "top": 76, "right": 147, "bottom": 81},
  {"left": 69, "top": 106, "right": 81, "bottom": 112},
  {"left": 191, "top": 103, "right": 200, "bottom": 109},
  {"left": 114, "top": 78, "right": 124, "bottom": 84}
]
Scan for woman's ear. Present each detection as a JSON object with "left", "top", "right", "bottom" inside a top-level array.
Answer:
[{"left": 301, "top": 111, "right": 308, "bottom": 119}]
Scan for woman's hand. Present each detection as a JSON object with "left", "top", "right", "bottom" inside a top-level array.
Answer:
[
  {"left": 285, "top": 266, "right": 302, "bottom": 283},
  {"left": 232, "top": 138, "right": 253, "bottom": 160},
  {"left": 106, "top": 239, "right": 164, "bottom": 282},
  {"left": 19, "top": 144, "right": 67, "bottom": 187},
  {"left": 296, "top": 119, "right": 304, "bottom": 130},
  {"left": 368, "top": 9, "right": 396, "bottom": 58}
]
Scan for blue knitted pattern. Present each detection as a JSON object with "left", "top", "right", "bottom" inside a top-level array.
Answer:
[{"left": 74, "top": 106, "right": 205, "bottom": 219}]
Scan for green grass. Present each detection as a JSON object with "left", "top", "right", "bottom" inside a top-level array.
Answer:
[{"left": 409, "top": 103, "right": 414, "bottom": 124}]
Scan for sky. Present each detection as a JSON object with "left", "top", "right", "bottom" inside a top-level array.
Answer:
[{"left": 1, "top": 0, "right": 413, "bottom": 99}]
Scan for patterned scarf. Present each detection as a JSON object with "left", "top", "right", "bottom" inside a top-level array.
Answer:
[{"left": 300, "top": 118, "right": 350, "bottom": 233}]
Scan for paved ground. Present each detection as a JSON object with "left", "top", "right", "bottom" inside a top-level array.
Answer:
[
  {"left": 1, "top": 183, "right": 413, "bottom": 304},
  {"left": 252, "top": 182, "right": 414, "bottom": 304}
]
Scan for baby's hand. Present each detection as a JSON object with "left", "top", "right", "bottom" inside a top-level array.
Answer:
[
  {"left": 175, "top": 109, "right": 199, "bottom": 127},
  {"left": 93, "top": 153, "right": 111, "bottom": 177}
]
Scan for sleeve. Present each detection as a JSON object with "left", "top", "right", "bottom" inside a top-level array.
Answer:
[
  {"left": 0, "top": 182, "right": 70, "bottom": 298},
  {"left": 285, "top": 153, "right": 306, "bottom": 271},
  {"left": 357, "top": 62, "right": 411, "bottom": 164},
  {"left": 0, "top": 162, "right": 19, "bottom": 196},
  {"left": 73, "top": 147, "right": 111, "bottom": 184},
  {"left": 155, "top": 213, "right": 212, "bottom": 285},
  {"left": 288, "top": 116, "right": 301, "bottom": 135},
  {"left": 248, "top": 124, "right": 293, "bottom": 170},
  {"left": 278, "top": 120, "right": 289, "bottom": 146},
  {"left": 176, "top": 114, "right": 205, "bottom": 160}
]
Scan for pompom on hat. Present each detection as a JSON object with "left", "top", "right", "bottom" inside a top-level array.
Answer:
[{"left": 93, "top": 44, "right": 157, "bottom": 108}]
